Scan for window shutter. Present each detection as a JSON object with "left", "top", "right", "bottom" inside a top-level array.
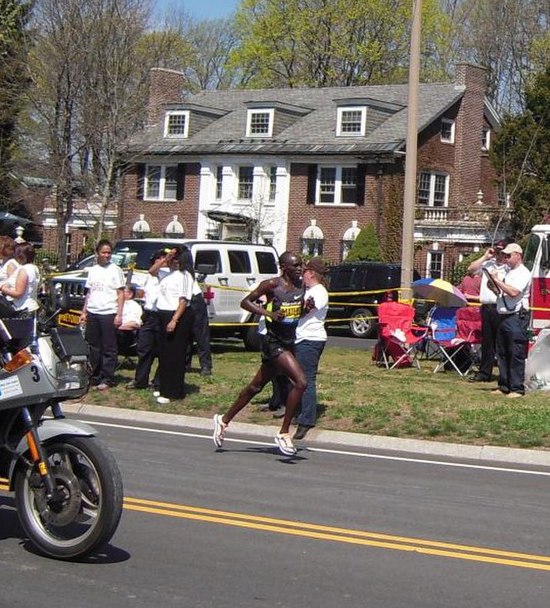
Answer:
[
  {"left": 176, "top": 163, "right": 186, "bottom": 200},
  {"left": 356, "top": 164, "right": 367, "bottom": 205},
  {"left": 306, "top": 164, "right": 317, "bottom": 204},
  {"left": 136, "top": 163, "right": 146, "bottom": 200}
]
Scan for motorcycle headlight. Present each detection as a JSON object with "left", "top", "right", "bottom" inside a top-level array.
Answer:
[{"left": 56, "top": 362, "right": 88, "bottom": 390}]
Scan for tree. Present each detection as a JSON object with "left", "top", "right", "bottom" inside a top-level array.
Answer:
[
  {"left": 490, "top": 66, "right": 550, "bottom": 239},
  {"left": 346, "top": 223, "right": 382, "bottom": 262},
  {"left": 230, "top": 0, "right": 452, "bottom": 88},
  {"left": 0, "top": 0, "right": 32, "bottom": 211}
]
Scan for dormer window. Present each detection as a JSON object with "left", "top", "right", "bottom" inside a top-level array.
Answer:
[
  {"left": 164, "top": 110, "right": 189, "bottom": 138},
  {"left": 246, "top": 109, "right": 274, "bottom": 137},
  {"left": 337, "top": 107, "right": 366, "bottom": 136},
  {"left": 440, "top": 118, "right": 455, "bottom": 144}
]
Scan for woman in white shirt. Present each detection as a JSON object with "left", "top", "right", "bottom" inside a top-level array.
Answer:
[
  {"left": 0, "top": 236, "right": 19, "bottom": 287},
  {"left": 79, "top": 239, "right": 125, "bottom": 390},
  {"left": 0, "top": 242, "right": 40, "bottom": 349},
  {"left": 149, "top": 246, "right": 193, "bottom": 404},
  {"left": 293, "top": 257, "right": 329, "bottom": 440}
]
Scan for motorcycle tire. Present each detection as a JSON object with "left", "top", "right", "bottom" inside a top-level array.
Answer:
[{"left": 14, "top": 436, "right": 123, "bottom": 560}]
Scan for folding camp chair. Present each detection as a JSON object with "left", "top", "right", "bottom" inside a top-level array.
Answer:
[
  {"left": 374, "top": 301, "right": 428, "bottom": 369},
  {"left": 427, "top": 306, "right": 479, "bottom": 376}
]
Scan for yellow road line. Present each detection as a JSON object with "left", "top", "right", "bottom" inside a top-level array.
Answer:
[{"left": 2, "top": 479, "right": 548, "bottom": 571}]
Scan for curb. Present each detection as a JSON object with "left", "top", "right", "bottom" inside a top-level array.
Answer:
[
  {"left": 63, "top": 403, "right": 550, "bottom": 467},
  {"left": 61, "top": 403, "right": 550, "bottom": 467}
]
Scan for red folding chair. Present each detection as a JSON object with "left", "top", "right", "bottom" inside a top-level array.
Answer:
[{"left": 374, "top": 301, "right": 428, "bottom": 369}]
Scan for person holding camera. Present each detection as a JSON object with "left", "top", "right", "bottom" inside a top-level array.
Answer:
[
  {"left": 467, "top": 240, "right": 508, "bottom": 382},
  {"left": 487, "top": 243, "right": 531, "bottom": 398}
]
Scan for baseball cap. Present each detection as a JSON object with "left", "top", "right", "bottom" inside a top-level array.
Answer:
[
  {"left": 502, "top": 243, "right": 522, "bottom": 255},
  {"left": 494, "top": 239, "right": 507, "bottom": 250},
  {"left": 303, "top": 257, "right": 327, "bottom": 275}
]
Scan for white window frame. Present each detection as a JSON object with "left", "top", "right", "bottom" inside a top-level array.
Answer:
[
  {"left": 164, "top": 110, "right": 190, "bottom": 139},
  {"left": 316, "top": 166, "right": 358, "bottom": 205},
  {"left": 144, "top": 164, "right": 178, "bottom": 201},
  {"left": 440, "top": 118, "right": 455, "bottom": 144},
  {"left": 482, "top": 127, "right": 491, "bottom": 151},
  {"left": 337, "top": 106, "right": 366, "bottom": 136},
  {"left": 246, "top": 109, "right": 274, "bottom": 138},
  {"left": 417, "top": 171, "right": 449, "bottom": 207},
  {"left": 427, "top": 251, "right": 444, "bottom": 279}
]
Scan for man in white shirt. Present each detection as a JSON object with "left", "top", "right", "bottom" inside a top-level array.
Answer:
[
  {"left": 488, "top": 243, "right": 532, "bottom": 398},
  {"left": 467, "top": 240, "right": 508, "bottom": 382}
]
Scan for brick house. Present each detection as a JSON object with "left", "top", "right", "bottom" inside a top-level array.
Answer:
[{"left": 118, "top": 63, "right": 504, "bottom": 279}]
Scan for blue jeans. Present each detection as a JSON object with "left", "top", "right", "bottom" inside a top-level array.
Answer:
[{"left": 295, "top": 339, "right": 325, "bottom": 427}]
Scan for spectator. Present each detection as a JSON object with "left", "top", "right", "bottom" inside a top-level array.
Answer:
[
  {"left": 182, "top": 246, "right": 212, "bottom": 377},
  {"left": 293, "top": 257, "right": 329, "bottom": 441},
  {"left": 212, "top": 251, "right": 310, "bottom": 457},
  {"left": 128, "top": 249, "right": 163, "bottom": 390},
  {"left": 467, "top": 240, "right": 508, "bottom": 382},
  {"left": 149, "top": 247, "right": 193, "bottom": 405},
  {"left": 117, "top": 285, "right": 143, "bottom": 359},
  {"left": 489, "top": 243, "right": 531, "bottom": 398},
  {"left": 0, "top": 242, "right": 40, "bottom": 349},
  {"left": 457, "top": 270, "right": 481, "bottom": 303},
  {"left": 79, "top": 239, "right": 125, "bottom": 391},
  {"left": 0, "top": 236, "right": 19, "bottom": 286}
]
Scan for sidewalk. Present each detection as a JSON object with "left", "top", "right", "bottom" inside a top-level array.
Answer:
[{"left": 62, "top": 402, "right": 550, "bottom": 468}]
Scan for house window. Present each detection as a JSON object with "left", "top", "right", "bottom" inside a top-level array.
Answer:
[
  {"left": 164, "top": 111, "right": 189, "bottom": 138},
  {"left": 440, "top": 118, "right": 455, "bottom": 144},
  {"left": 428, "top": 251, "right": 443, "bottom": 279},
  {"left": 268, "top": 166, "right": 277, "bottom": 201},
  {"left": 317, "top": 166, "right": 357, "bottom": 205},
  {"left": 215, "top": 166, "right": 223, "bottom": 200},
  {"left": 418, "top": 171, "right": 449, "bottom": 207},
  {"left": 238, "top": 166, "right": 254, "bottom": 199},
  {"left": 482, "top": 127, "right": 490, "bottom": 151},
  {"left": 144, "top": 165, "right": 178, "bottom": 201},
  {"left": 246, "top": 109, "right": 274, "bottom": 137},
  {"left": 337, "top": 107, "right": 366, "bottom": 136}
]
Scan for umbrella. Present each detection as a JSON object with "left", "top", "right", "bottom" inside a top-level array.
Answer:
[{"left": 411, "top": 278, "right": 468, "bottom": 308}]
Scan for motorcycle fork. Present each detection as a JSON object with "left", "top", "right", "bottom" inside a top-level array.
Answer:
[{"left": 20, "top": 407, "right": 58, "bottom": 498}]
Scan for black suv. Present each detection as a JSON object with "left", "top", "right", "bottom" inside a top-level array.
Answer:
[{"left": 327, "top": 262, "right": 420, "bottom": 338}]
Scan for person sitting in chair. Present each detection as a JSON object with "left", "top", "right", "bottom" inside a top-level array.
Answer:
[{"left": 117, "top": 285, "right": 142, "bottom": 360}]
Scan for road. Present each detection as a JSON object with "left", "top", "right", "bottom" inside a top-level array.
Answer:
[{"left": 1, "top": 413, "right": 549, "bottom": 607}]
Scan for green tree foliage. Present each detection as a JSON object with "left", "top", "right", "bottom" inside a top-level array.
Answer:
[
  {"left": 230, "top": 0, "right": 451, "bottom": 88},
  {"left": 346, "top": 223, "right": 382, "bottom": 262},
  {"left": 0, "top": 0, "right": 31, "bottom": 209},
  {"left": 491, "top": 66, "right": 550, "bottom": 239}
]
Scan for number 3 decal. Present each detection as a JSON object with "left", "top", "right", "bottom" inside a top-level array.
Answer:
[{"left": 30, "top": 365, "right": 40, "bottom": 382}]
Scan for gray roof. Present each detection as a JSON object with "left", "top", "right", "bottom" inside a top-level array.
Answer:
[{"left": 124, "top": 82, "right": 466, "bottom": 158}]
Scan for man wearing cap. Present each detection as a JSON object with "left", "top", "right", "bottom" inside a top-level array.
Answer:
[
  {"left": 488, "top": 243, "right": 531, "bottom": 398},
  {"left": 467, "top": 241, "right": 508, "bottom": 382}
]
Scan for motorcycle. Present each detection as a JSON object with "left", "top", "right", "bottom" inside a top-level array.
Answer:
[{"left": 0, "top": 305, "right": 123, "bottom": 560}]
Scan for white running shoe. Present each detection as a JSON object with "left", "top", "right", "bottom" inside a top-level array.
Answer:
[
  {"left": 275, "top": 433, "right": 297, "bottom": 456},
  {"left": 213, "top": 414, "right": 227, "bottom": 448},
  {"left": 153, "top": 391, "right": 160, "bottom": 398},
  {"left": 157, "top": 396, "right": 170, "bottom": 405}
]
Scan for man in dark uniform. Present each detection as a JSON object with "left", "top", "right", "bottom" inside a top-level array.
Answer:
[{"left": 212, "top": 251, "right": 312, "bottom": 456}]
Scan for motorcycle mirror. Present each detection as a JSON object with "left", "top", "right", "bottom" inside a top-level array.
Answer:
[{"left": 56, "top": 292, "right": 71, "bottom": 312}]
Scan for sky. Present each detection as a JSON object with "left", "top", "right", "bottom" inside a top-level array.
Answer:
[{"left": 154, "top": 0, "right": 239, "bottom": 21}]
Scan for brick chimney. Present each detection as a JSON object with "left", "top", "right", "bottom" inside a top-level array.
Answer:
[
  {"left": 454, "top": 63, "right": 487, "bottom": 206},
  {"left": 146, "top": 68, "right": 186, "bottom": 126}
]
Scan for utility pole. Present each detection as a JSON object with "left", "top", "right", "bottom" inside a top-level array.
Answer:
[{"left": 400, "top": 0, "right": 422, "bottom": 301}]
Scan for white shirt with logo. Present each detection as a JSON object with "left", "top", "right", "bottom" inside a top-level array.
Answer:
[
  {"left": 496, "top": 264, "right": 531, "bottom": 314},
  {"left": 85, "top": 263, "right": 125, "bottom": 315}
]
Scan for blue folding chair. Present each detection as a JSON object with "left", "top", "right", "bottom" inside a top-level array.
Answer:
[{"left": 426, "top": 306, "right": 461, "bottom": 374}]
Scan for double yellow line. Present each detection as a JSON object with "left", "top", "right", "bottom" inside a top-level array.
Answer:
[
  {"left": 2, "top": 477, "right": 549, "bottom": 571},
  {"left": 123, "top": 497, "right": 550, "bottom": 572}
]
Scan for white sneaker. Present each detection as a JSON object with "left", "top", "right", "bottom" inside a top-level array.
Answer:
[
  {"left": 157, "top": 396, "right": 170, "bottom": 405},
  {"left": 213, "top": 414, "right": 227, "bottom": 448},
  {"left": 275, "top": 433, "right": 297, "bottom": 456},
  {"left": 153, "top": 391, "right": 160, "bottom": 398}
]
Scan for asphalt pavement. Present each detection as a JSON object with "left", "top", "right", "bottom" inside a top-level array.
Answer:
[{"left": 62, "top": 402, "right": 550, "bottom": 467}]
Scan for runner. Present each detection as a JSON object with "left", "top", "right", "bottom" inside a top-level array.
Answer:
[{"left": 212, "top": 251, "right": 313, "bottom": 456}]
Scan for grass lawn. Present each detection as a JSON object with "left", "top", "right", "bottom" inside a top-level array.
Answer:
[{"left": 82, "top": 339, "right": 550, "bottom": 450}]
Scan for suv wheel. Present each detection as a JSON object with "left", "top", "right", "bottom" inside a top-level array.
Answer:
[{"left": 349, "top": 307, "right": 376, "bottom": 338}]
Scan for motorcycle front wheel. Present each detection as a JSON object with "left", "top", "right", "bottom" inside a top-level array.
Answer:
[{"left": 14, "top": 436, "right": 123, "bottom": 560}]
